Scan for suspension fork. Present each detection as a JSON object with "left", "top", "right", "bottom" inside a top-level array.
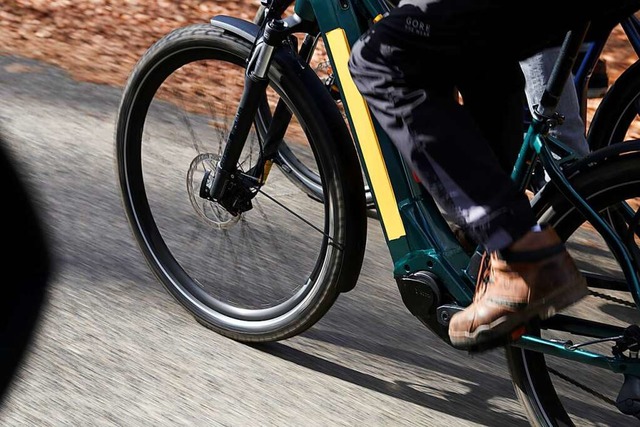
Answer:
[
  {"left": 206, "top": 12, "right": 319, "bottom": 201},
  {"left": 206, "top": 19, "right": 287, "bottom": 202},
  {"left": 261, "top": 30, "right": 321, "bottom": 160}
]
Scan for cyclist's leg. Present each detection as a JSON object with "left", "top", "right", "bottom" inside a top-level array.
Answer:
[
  {"left": 457, "top": 59, "right": 525, "bottom": 175},
  {"left": 349, "top": 3, "right": 535, "bottom": 250},
  {"left": 348, "top": 1, "right": 588, "bottom": 351},
  {"left": 520, "top": 48, "right": 589, "bottom": 156}
]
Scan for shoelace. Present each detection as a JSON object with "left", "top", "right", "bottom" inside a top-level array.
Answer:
[{"left": 473, "top": 252, "right": 492, "bottom": 303}]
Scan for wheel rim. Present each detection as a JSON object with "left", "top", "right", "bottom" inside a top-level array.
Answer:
[
  {"left": 606, "top": 94, "right": 640, "bottom": 145},
  {"left": 119, "top": 45, "right": 344, "bottom": 332},
  {"left": 508, "top": 181, "right": 640, "bottom": 425}
]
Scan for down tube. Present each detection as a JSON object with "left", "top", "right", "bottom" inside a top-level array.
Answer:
[{"left": 320, "top": 28, "right": 474, "bottom": 303}]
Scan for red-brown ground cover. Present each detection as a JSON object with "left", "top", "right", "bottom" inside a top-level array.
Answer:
[{"left": 1, "top": 1, "right": 638, "bottom": 130}]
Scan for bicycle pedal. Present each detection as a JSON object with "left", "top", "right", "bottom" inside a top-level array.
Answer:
[
  {"left": 462, "top": 335, "right": 513, "bottom": 355},
  {"left": 510, "top": 325, "right": 527, "bottom": 341},
  {"left": 452, "top": 323, "right": 530, "bottom": 355}
]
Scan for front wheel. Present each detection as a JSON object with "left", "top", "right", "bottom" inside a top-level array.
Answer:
[
  {"left": 114, "top": 23, "right": 367, "bottom": 342},
  {"left": 507, "top": 147, "right": 640, "bottom": 425}
]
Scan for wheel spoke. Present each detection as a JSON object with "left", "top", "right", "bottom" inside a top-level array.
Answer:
[{"left": 114, "top": 24, "right": 365, "bottom": 343}]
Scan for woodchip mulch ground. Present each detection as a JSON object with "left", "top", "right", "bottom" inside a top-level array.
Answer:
[{"left": 1, "top": 1, "right": 638, "bottom": 128}]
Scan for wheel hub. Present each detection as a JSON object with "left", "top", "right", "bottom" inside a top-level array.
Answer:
[{"left": 186, "top": 153, "right": 241, "bottom": 229}]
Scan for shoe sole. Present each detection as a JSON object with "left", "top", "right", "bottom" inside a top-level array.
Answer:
[{"left": 449, "top": 277, "right": 589, "bottom": 353}]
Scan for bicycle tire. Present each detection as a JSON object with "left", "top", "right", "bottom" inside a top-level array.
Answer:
[
  {"left": 114, "top": 23, "right": 367, "bottom": 342},
  {"left": 587, "top": 59, "right": 640, "bottom": 150},
  {"left": 506, "top": 146, "right": 640, "bottom": 426}
]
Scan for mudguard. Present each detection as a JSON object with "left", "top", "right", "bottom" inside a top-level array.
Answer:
[
  {"left": 210, "top": 15, "right": 261, "bottom": 43},
  {"left": 209, "top": 15, "right": 368, "bottom": 293}
]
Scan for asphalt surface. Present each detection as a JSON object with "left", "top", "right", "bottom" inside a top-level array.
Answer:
[{"left": 0, "top": 54, "right": 633, "bottom": 426}]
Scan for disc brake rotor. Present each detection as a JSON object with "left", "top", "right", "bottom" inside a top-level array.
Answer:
[{"left": 186, "top": 153, "right": 241, "bottom": 229}]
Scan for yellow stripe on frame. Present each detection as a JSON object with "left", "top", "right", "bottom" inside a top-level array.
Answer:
[{"left": 325, "top": 28, "right": 406, "bottom": 240}]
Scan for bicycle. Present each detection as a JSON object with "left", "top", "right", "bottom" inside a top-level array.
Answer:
[
  {"left": 253, "top": 3, "right": 640, "bottom": 229},
  {"left": 115, "top": 0, "right": 640, "bottom": 424},
  {"left": 252, "top": 2, "right": 640, "bottom": 206}
]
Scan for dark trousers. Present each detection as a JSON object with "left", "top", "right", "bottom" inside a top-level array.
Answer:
[
  {"left": 348, "top": 1, "right": 638, "bottom": 250},
  {"left": 348, "top": 3, "right": 538, "bottom": 250}
]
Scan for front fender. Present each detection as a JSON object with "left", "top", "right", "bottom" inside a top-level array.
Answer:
[
  {"left": 209, "top": 15, "right": 367, "bottom": 293},
  {"left": 210, "top": 15, "right": 261, "bottom": 44}
]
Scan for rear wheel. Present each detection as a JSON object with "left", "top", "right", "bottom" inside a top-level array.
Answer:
[
  {"left": 114, "top": 24, "right": 367, "bottom": 342},
  {"left": 587, "top": 59, "right": 640, "bottom": 150},
  {"left": 507, "top": 147, "right": 640, "bottom": 425}
]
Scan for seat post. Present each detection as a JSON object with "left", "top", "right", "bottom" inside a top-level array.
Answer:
[{"left": 535, "top": 22, "right": 591, "bottom": 119}]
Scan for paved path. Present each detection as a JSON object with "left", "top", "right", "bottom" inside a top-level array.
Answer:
[{"left": 0, "top": 53, "right": 628, "bottom": 426}]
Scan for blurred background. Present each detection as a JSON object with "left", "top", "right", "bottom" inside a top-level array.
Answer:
[
  {"left": 0, "top": 2, "right": 639, "bottom": 426},
  {"left": 1, "top": 1, "right": 636, "bottom": 122},
  {"left": 1, "top": 1, "right": 261, "bottom": 86}
]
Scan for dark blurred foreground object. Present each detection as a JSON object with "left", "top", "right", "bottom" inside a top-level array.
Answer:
[{"left": 0, "top": 129, "right": 51, "bottom": 405}]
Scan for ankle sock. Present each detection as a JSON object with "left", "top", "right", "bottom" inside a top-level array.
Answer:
[{"left": 498, "top": 224, "right": 565, "bottom": 262}]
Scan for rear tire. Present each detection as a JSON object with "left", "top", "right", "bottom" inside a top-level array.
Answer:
[
  {"left": 507, "top": 147, "right": 640, "bottom": 425},
  {"left": 587, "top": 59, "right": 640, "bottom": 150}
]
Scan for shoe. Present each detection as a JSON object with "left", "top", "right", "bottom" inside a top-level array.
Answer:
[
  {"left": 448, "top": 225, "right": 589, "bottom": 352},
  {"left": 587, "top": 58, "right": 609, "bottom": 98}
]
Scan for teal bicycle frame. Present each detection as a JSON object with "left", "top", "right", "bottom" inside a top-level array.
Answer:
[{"left": 224, "top": 0, "right": 640, "bottom": 374}]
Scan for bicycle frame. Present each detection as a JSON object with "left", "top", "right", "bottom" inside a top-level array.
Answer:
[{"left": 213, "top": 0, "right": 640, "bottom": 375}]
